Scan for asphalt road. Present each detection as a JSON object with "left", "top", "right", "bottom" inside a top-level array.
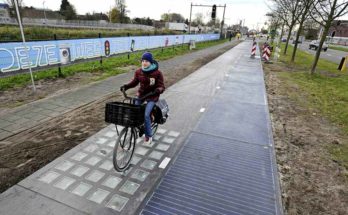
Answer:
[{"left": 294, "top": 41, "right": 348, "bottom": 67}]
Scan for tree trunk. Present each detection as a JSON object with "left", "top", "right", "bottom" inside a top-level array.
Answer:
[
  {"left": 310, "top": 0, "right": 337, "bottom": 74},
  {"left": 310, "top": 23, "right": 330, "bottom": 74},
  {"left": 278, "top": 23, "right": 285, "bottom": 47},
  {"left": 291, "top": 15, "right": 306, "bottom": 62},
  {"left": 284, "top": 23, "right": 294, "bottom": 55}
]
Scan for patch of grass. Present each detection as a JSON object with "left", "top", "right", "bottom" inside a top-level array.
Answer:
[
  {"left": 275, "top": 43, "right": 348, "bottom": 168},
  {"left": 329, "top": 45, "right": 348, "bottom": 52},
  {"left": 0, "top": 39, "right": 229, "bottom": 91}
]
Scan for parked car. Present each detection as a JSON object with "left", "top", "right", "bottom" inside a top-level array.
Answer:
[
  {"left": 292, "top": 39, "right": 302, "bottom": 44},
  {"left": 309, "top": 40, "right": 328, "bottom": 51},
  {"left": 281, "top": 38, "right": 287, "bottom": 42}
]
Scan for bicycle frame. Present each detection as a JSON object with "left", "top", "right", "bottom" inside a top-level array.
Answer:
[{"left": 116, "top": 89, "right": 157, "bottom": 137}]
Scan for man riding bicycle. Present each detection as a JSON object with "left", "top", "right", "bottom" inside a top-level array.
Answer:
[{"left": 120, "top": 52, "right": 165, "bottom": 144}]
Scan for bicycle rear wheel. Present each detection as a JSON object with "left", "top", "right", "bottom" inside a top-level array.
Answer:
[{"left": 113, "top": 127, "right": 136, "bottom": 172}]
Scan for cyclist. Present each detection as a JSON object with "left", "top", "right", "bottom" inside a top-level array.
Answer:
[{"left": 120, "top": 52, "right": 165, "bottom": 144}]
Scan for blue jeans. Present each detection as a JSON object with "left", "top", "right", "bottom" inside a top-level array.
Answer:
[{"left": 134, "top": 99, "right": 155, "bottom": 138}]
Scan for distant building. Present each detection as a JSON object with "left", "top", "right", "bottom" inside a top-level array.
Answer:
[
  {"left": 0, "top": 3, "right": 9, "bottom": 9},
  {"left": 0, "top": 3, "right": 10, "bottom": 22},
  {"left": 21, "top": 6, "right": 63, "bottom": 20},
  {"left": 153, "top": 20, "right": 165, "bottom": 29},
  {"left": 329, "top": 20, "right": 348, "bottom": 38},
  {"left": 165, "top": 22, "right": 187, "bottom": 32}
]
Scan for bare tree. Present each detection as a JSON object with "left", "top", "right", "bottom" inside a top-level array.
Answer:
[
  {"left": 269, "top": 8, "right": 289, "bottom": 46},
  {"left": 266, "top": 12, "right": 283, "bottom": 44},
  {"left": 273, "top": 0, "right": 303, "bottom": 55},
  {"left": 5, "top": 0, "right": 23, "bottom": 7},
  {"left": 310, "top": 0, "right": 348, "bottom": 74},
  {"left": 291, "top": 0, "right": 318, "bottom": 62},
  {"left": 115, "top": 0, "right": 128, "bottom": 23},
  {"left": 193, "top": 13, "right": 204, "bottom": 26},
  {"left": 5, "top": 0, "right": 24, "bottom": 24}
]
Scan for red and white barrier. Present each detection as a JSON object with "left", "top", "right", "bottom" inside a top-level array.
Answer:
[
  {"left": 262, "top": 45, "right": 271, "bottom": 62},
  {"left": 250, "top": 42, "right": 257, "bottom": 58}
]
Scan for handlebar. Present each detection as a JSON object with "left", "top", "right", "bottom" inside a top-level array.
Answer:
[{"left": 121, "top": 89, "right": 155, "bottom": 103}]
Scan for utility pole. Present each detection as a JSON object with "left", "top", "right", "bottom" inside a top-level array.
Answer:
[
  {"left": 14, "top": 0, "right": 36, "bottom": 92},
  {"left": 189, "top": 3, "right": 226, "bottom": 35},
  {"left": 43, "top": 0, "right": 47, "bottom": 24},
  {"left": 220, "top": 4, "right": 226, "bottom": 38},
  {"left": 188, "top": 3, "right": 192, "bottom": 34}
]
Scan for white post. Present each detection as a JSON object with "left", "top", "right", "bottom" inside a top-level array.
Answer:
[
  {"left": 14, "top": 0, "right": 36, "bottom": 92},
  {"left": 43, "top": 0, "right": 47, "bottom": 24}
]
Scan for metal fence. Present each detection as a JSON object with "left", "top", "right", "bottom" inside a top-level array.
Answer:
[
  {"left": 0, "top": 17, "right": 155, "bottom": 31},
  {"left": 326, "top": 36, "right": 348, "bottom": 46},
  {"left": 0, "top": 33, "right": 220, "bottom": 77}
]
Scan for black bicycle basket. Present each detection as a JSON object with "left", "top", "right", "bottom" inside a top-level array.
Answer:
[{"left": 105, "top": 101, "right": 145, "bottom": 127}]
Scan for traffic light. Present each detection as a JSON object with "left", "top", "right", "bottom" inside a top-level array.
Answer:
[{"left": 211, "top": 4, "right": 216, "bottom": 19}]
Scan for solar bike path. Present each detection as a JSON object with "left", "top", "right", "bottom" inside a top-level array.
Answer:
[{"left": 140, "top": 41, "right": 283, "bottom": 215}]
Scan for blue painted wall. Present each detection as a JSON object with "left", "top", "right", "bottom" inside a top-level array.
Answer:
[{"left": 0, "top": 34, "right": 219, "bottom": 75}]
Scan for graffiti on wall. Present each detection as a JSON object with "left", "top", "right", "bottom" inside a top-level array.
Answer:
[{"left": 0, "top": 34, "right": 219, "bottom": 75}]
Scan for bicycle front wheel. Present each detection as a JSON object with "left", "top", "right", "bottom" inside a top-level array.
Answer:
[{"left": 113, "top": 127, "right": 136, "bottom": 172}]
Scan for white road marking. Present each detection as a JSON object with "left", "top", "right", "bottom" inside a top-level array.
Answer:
[{"left": 159, "top": 157, "right": 171, "bottom": 169}]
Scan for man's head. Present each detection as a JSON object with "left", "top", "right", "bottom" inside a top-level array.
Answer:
[{"left": 141, "top": 52, "right": 153, "bottom": 68}]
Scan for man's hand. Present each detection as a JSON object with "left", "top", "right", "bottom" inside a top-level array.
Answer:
[
  {"left": 154, "top": 88, "right": 161, "bottom": 94},
  {"left": 120, "top": 85, "right": 127, "bottom": 92}
]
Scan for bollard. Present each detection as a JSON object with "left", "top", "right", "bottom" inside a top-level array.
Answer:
[
  {"left": 54, "top": 34, "right": 63, "bottom": 77},
  {"left": 250, "top": 41, "right": 257, "bottom": 58},
  {"left": 99, "top": 33, "right": 102, "bottom": 65},
  {"left": 338, "top": 56, "right": 347, "bottom": 71}
]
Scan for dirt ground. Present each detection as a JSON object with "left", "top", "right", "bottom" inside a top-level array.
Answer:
[
  {"left": 0, "top": 42, "right": 237, "bottom": 193},
  {"left": 264, "top": 62, "right": 348, "bottom": 215}
]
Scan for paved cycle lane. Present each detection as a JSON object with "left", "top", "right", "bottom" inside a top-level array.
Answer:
[
  {"left": 140, "top": 41, "right": 283, "bottom": 215},
  {"left": 0, "top": 41, "right": 282, "bottom": 215}
]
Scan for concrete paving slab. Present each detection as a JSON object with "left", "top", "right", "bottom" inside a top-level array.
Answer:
[
  {"left": 0, "top": 130, "right": 12, "bottom": 139},
  {"left": 14, "top": 124, "right": 182, "bottom": 215},
  {"left": 0, "top": 185, "right": 85, "bottom": 215}
]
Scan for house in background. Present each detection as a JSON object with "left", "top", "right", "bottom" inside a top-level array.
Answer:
[
  {"left": 329, "top": 20, "right": 348, "bottom": 38},
  {"left": 0, "top": 3, "right": 10, "bottom": 23}
]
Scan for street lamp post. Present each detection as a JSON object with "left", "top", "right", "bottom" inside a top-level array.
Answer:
[
  {"left": 43, "top": 0, "right": 47, "bottom": 24},
  {"left": 14, "top": 0, "right": 36, "bottom": 92}
]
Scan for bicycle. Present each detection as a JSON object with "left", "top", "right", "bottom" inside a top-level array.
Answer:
[{"left": 105, "top": 90, "right": 168, "bottom": 172}]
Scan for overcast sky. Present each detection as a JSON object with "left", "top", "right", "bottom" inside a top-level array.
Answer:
[{"left": 0, "top": 0, "right": 275, "bottom": 30}]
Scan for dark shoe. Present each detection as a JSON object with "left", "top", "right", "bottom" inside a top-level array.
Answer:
[
  {"left": 139, "top": 125, "right": 144, "bottom": 137},
  {"left": 144, "top": 136, "right": 152, "bottom": 144}
]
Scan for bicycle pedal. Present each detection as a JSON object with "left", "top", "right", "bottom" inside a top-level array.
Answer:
[{"left": 139, "top": 130, "right": 144, "bottom": 137}]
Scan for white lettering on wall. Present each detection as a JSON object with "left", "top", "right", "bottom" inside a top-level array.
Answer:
[
  {"left": 45, "top": 45, "right": 59, "bottom": 65},
  {"left": 0, "top": 48, "right": 16, "bottom": 73}
]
